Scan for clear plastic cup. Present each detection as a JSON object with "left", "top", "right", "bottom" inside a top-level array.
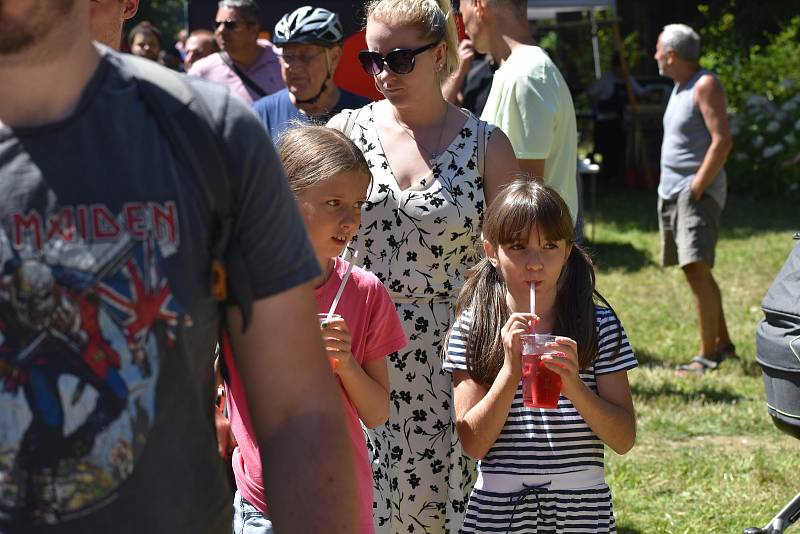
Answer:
[
  {"left": 318, "top": 313, "right": 342, "bottom": 371},
  {"left": 520, "top": 334, "right": 562, "bottom": 409},
  {"left": 318, "top": 313, "right": 341, "bottom": 328}
]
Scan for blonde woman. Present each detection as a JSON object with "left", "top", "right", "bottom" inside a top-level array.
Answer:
[{"left": 329, "top": 0, "right": 518, "bottom": 531}]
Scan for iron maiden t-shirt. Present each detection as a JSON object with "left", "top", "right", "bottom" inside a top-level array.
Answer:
[{"left": 0, "top": 49, "right": 319, "bottom": 533}]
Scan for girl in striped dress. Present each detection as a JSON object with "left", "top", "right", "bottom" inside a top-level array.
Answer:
[{"left": 443, "top": 179, "right": 637, "bottom": 533}]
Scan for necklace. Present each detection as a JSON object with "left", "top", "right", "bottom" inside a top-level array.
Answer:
[{"left": 393, "top": 104, "right": 450, "bottom": 166}]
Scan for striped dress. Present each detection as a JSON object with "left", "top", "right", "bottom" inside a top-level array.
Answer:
[{"left": 443, "top": 306, "right": 637, "bottom": 533}]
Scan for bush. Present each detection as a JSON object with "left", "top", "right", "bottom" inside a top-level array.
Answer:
[
  {"left": 699, "top": 10, "right": 800, "bottom": 196},
  {"left": 727, "top": 90, "right": 800, "bottom": 196}
]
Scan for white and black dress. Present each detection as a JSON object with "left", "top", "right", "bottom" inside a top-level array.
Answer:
[
  {"left": 443, "top": 306, "right": 637, "bottom": 533},
  {"left": 340, "top": 103, "right": 493, "bottom": 534}
]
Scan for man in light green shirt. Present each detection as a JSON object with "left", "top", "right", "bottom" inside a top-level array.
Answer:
[{"left": 460, "top": 0, "right": 579, "bottom": 225}]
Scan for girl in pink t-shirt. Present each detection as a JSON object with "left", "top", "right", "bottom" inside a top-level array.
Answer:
[{"left": 224, "top": 125, "right": 406, "bottom": 534}]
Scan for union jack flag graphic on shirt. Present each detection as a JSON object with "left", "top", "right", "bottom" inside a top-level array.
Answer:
[
  {"left": 0, "top": 203, "right": 188, "bottom": 526},
  {"left": 95, "top": 236, "right": 183, "bottom": 353}
]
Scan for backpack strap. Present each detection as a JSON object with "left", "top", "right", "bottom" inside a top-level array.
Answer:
[
  {"left": 117, "top": 53, "right": 254, "bottom": 328},
  {"left": 477, "top": 118, "right": 487, "bottom": 178}
]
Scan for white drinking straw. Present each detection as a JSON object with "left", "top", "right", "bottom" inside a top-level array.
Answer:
[
  {"left": 326, "top": 246, "right": 359, "bottom": 323},
  {"left": 529, "top": 282, "right": 536, "bottom": 333}
]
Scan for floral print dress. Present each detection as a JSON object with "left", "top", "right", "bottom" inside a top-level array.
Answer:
[{"left": 341, "top": 103, "right": 494, "bottom": 534}]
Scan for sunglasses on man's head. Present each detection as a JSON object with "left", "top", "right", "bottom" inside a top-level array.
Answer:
[
  {"left": 358, "top": 41, "right": 439, "bottom": 75},
  {"left": 215, "top": 18, "right": 241, "bottom": 31}
]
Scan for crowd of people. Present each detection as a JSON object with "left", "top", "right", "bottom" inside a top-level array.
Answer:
[{"left": 0, "top": 0, "right": 732, "bottom": 533}]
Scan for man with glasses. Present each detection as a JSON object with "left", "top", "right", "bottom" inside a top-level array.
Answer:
[
  {"left": 188, "top": 0, "right": 283, "bottom": 104},
  {"left": 460, "top": 0, "right": 580, "bottom": 232},
  {"left": 252, "top": 6, "right": 369, "bottom": 141}
]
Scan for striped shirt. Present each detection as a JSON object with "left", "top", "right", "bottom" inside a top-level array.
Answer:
[{"left": 443, "top": 306, "right": 637, "bottom": 476}]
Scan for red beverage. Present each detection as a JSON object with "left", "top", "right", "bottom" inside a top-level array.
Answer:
[
  {"left": 318, "top": 313, "right": 342, "bottom": 371},
  {"left": 521, "top": 334, "right": 562, "bottom": 409}
]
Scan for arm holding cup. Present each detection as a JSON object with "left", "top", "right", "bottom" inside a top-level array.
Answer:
[
  {"left": 541, "top": 336, "right": 636, "bottom": 454},
  {"left": 320, "top": 316, "right": 390, "bottom": 428},
  {"left": 452, "top": 312, "right": 533, "bottom": 459},
  {"left": 227, "top": 283, "right": 358, "bottom": 533}
]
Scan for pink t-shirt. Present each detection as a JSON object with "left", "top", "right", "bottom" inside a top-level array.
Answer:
[
  {"left": 187, "top": 42, "right": 284, "bottom": 104},
  {"left": 226, "top": 257, "right": 406, "bottom": 533}
]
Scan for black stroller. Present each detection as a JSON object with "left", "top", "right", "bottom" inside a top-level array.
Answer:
[{"left": 744, "top": 235, "right": 800, "bottom": 534}]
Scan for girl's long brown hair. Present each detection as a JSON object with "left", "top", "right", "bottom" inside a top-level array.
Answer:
[{"left": 452, "top": 179, "right": 619, "bottom": 386}]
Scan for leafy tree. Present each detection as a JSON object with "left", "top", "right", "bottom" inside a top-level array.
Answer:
[{"left": 698, "top": 5, "right": 800, "bottom": 195}]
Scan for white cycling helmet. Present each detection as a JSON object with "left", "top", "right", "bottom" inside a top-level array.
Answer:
[{"left": 274, "top": 6, "right": 343, "bottom": 48}]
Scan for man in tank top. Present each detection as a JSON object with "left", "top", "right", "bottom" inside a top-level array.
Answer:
[{"left": 654, "top": 24, "right": 735, "bottom": 374}]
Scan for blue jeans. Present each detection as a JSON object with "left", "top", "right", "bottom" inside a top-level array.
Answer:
[{"left": 233, "top": 489, "right": 273, "bottom": 534}]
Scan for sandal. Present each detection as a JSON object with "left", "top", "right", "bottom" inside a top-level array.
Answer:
[{"left": 676, "top": 355, "right": 722, "bottom": 374}]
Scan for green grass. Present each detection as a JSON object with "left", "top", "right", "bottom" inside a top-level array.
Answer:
[{"left": 585, "top": 186, "right": 799, "bottom": 533}]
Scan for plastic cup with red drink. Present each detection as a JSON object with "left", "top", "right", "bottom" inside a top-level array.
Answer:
[
  {"left": 318, "top": 313, "right": 343, "bottom": 371},
  {"left": 520, "top": 333, "right": 562, "bottom": 409}
]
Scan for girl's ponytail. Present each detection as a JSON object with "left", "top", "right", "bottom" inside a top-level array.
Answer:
[
  {"left": 452, "top": 257, "right": 509, "bottom": 385},
  {"left": 554, "top": 244, "right": 598, "bottom": 369},
  {"left": 556, "top": 243, "right": 622, "bottom": 368}
]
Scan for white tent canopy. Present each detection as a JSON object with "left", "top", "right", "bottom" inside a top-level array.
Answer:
[{"left": 527, "top": 0, "right": 616, "bottom": 21}]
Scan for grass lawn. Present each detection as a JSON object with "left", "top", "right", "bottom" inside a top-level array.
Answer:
[{"left": 585, "top": 185, "right": 799, "bottom": 533}]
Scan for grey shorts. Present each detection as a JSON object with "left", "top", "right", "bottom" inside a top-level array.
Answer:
[{"left": 658, "top": 189, "right": 722, "bottom": 268}]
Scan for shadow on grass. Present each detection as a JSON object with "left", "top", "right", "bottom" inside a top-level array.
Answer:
[
  {"left": 635, "top": 348, "right": 766, "bottom": 379},
  {"left": 632, "top": 350, "right": 747, "bottom": 403},
  {"left": 590, "top": 186, "right": 659, "bottom": 233},
  {"left": 594, "top": 186, "right": 799, "bottom": 236},
  {"left": 721, "top": 194, "right": 799, "bottom": 235},
  {"left": 739, "top": 358, "right": 764, "bottom": 377},
  {"left": 631, "top": 380, "right": 745, "bottom": 404},
  {"left": 617, "top": 527, "right": 645, "bottom": 534},
  {"left": 587, "top": 241, "right": 654, "bottom": 273},
  {"left": 630, "top": 348, "right": 671, "bottom": 368}
]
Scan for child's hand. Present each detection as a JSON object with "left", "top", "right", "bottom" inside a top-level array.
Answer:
[
  {"left": 320, "top": 316, "right": 356, "bottom": 375},
  {"left": 540, "top": 336, "right": 582, "bottom": 398},
  {"left": 501, "top": 312, "right": 536, "bottom": 379},
  {"left": 215, "top": 409, "right": 237, "bottom": 459}
]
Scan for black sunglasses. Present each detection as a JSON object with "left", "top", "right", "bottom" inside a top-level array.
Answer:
[
  {"left": 358, "top": 41, "right": 439, "bottom": 75},
  {"left": 215, "top": 18, "right": 241, "bottom": 31}
]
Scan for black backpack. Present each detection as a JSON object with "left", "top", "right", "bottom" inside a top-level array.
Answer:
[
  {"left": 114, "top": 51, "right": 254, "bottom": 330},
  {"left": 756, "top": 232, "right": 800, "bottom": 429}
]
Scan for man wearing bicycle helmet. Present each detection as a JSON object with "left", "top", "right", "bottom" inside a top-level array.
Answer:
[{"left": 253, "top": 6, "right": 370, "bottom": 140}]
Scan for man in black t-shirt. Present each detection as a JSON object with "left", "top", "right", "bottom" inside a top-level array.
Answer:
[{"left": 0, "top": 1, "right": 356, "bottom": 533}]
